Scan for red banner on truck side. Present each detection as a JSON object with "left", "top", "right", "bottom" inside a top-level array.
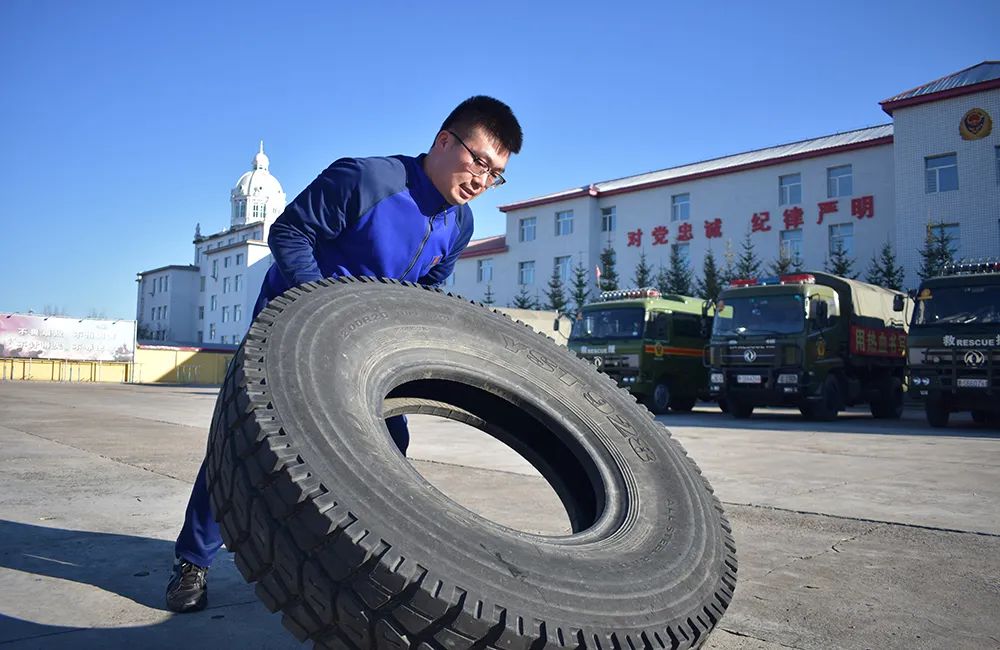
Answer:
[{"left": 849, "top": 325, "right": 906, "bottom": 357}]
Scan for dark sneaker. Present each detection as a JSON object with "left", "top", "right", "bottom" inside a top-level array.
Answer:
[{"left": 165, "top": 557, "right": 208, "bottom": 613}]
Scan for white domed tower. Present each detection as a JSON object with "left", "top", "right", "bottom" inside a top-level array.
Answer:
[{"left": 230, "top": 141, "right": 286, "bottom": 235}]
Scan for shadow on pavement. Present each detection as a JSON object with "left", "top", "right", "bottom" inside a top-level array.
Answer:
[
  {"left": 658, "top": 405, "right": 1000, "bottom": 438},
  {"left": 0, "top": 520, "right": 295, "bottom": 649}
]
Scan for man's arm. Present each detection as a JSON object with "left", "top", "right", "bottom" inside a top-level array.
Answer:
[
  {"left": 267, "top": 158, "right": 362, "bottom": 287},
  {"left": 418, "top": 205, "right": 475, "bottom": 286}
]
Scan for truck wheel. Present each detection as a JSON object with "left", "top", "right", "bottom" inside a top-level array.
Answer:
[
  {"left": 205, "top": 277, "right": 737, "bottom": 650},
  {"left": 925, "top": 397, "right": 950, "bottom": 428},
  {"left": 809, "top": 376, "right": 841, "bottom": 421},
  {"left": 870, "top": 377, "right": 904, "bottom": 420},
  {"left": 670, "top": 395, "right": 697, "bottom": 413},
  {"left": 971, "top": 410, "right": 987, "bottom": 424},
  {"left": 728, "top": 398, "right": 753, "bottom": 419},
  {"left": 645, "top": 381, "right": 671, "bottom": 415}
]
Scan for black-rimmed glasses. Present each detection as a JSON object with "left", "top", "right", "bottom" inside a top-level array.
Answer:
[{"left": 447, "top": 130, "right": 506, "bottom": 188}]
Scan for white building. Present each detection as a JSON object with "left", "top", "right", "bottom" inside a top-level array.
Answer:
[
  {"left": 136, "top": 143, "right": 286, "bottom": 344},
  {"left": 452, "top": 62, "right": 1000, "bottom": 306}
]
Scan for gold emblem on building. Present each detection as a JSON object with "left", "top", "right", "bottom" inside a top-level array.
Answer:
[{"left": 960, "top": 108, "right": 992, "bottom": 140}]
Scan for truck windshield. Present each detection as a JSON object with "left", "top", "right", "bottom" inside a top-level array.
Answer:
[
  {"left": 713, "top": 294, "right": 805, "bottom": 336},
  {"left": 912, "top": 285, "right": 1000, "bottom": 326},
  {"left": 570, "top": 308, "right": 645, "bottom": 340}
]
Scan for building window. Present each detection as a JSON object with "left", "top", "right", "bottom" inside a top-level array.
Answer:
[
  {"left": 519, "top": 216, "right": 536, "bottom": 242},
  {"left": 210, "top": 295, "right": 217, "bottom": 311},
  {"left": 150, "top": 307, "right": 155, "bottom": 321},
  {"left": 827, "top": 165, "right": 852, "bottom": 198},
  {"left": 209, "top": 324, "right": 216, "bottom": 340},
  {"left": 780, "top": 229, "right": 803, "bottom": 264},
  {"left": 254, "top": 230, "right": 261, "bottom": 239},
  {"left": 224, "top": 256, "right": 231, "bottom": 268},
  {"left": 199, "top": 276, "right": 205, "bottom": 292},
  {"left": 555, "top": 210, "right": 574, "bottom": 236},
  {"left": 197, "top": 330, "right": 203, "bottom": 342},
  {"left": 222, "top": 277, "right": 231, "bottom": 293},
  {"left": 164, "top": 276, "right": 169, "bottom": 291},
  {"left": 554, "top": 255, "right": 572, "bottom": 283},
  {"left": 601, "top": 206, "right": 617, "bottom": 232},
  {"left": 211, "top": 259, "right": 218, "bottom": 278},
  {"left": 925, "top": 154, "right": 958, "bottom": 193},
  {"left": 670, "top": 194, "right": 690, "bottom": 222},
  {"left": 227, "top": 238, "right": 234, "bottom": 245},
  {"left": 222, "top": 306, "right": 229, "bottom": 323},
  {"left": 234, "top": 304, "right": 242, "bottom": 322},
  {"left": 234, "top": 274, "right": 242, "bottom": 291},
  {"left": 252, "top": 204, "right": 265, "bottom": 220},
  {"left": 829, "top": 223, "right": 854, "bottom": 258},
  {"left": 198, "top": 306, "right": 204, "bottom": 320},
  {"left": 236, "top": 253, "right": 244, "bottom": 265},
  {"left": 477, "top": 258, "right": 493, "bottom": 283},
  {"left": 518, "top": 260, "right": 536, "bottom": 285},
  {"left": 675, "top": 243, "right": 691, "bottom": 266},
  {"left": 928, "top": 223, "right": 960, "bottom": 257},
  {"left": 443, "top": 272, "right": 456, "bottom": 287},
  {"left": 779, "top": 173, "right": 802, "bottom": 206}
]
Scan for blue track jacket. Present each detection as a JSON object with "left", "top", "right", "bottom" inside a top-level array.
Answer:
[{"left": 253, "top": 154, "right": 473, "bottom": 318}]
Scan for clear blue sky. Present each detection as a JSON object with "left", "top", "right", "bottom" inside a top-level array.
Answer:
[{"left": 1, "top": 1, "right": 996, "bottom": 319}]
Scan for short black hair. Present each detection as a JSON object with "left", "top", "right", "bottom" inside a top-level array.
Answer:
[{"left": 440, "top": 95, "right": 523, "bottom": 155}]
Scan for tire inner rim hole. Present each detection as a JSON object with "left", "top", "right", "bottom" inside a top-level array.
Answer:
[{"left": 384, "top": 379, "right": 606, "bottom": 537}]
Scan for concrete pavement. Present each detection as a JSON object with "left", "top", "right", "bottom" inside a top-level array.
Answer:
[{"left": 0, "top": 382, "right": 997, "bottom": 649}]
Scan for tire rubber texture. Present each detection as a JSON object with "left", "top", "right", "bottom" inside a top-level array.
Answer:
[
  {"left": 205, "top": 277, "right": 737, "bottom": 650},
  {"left": 669, "top": 395, "right": 697, "bottom": 413},
  {"left": 805, "top": 376, "right": 841, "bottom": 421},
  {"left": 870, "top": 377, "right": 904, "bottom": 420},
  {"left": 926, "top": 397, "right": 950, "bottom": 428},
  {"left": 645, "top": 382, "right": 671, "bottom": 415}
]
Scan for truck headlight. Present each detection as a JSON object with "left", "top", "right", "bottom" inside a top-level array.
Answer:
[
  {"left": 710, "top": 372, "right": 724, "bottom": 384},
  {"left": 777, "top": 373, "right": 798, "bottom": 384}
]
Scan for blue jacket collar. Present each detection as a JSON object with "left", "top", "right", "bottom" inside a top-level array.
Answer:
[{"left": 402, "top": 154, "right": 452, "bottom": 216}]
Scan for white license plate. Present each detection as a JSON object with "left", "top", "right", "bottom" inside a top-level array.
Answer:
[
  {"left": 957, "top": 378, "right": 988, "bottom": 388},
  {"left": 737, "top": 374, "right": 762, "bottom": 384}
]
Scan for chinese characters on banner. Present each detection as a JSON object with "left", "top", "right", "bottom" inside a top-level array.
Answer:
[
  {"left": 849, "top": 325, "right": 906, "bottom": 357},
  {"left": 623, "top": 196, "right": 874, "bottom": 247}
]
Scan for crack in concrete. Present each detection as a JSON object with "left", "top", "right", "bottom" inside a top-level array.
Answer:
[
  {"left": 723, "top": 500, "right": 1000, "bottom": 538},
  {"left": 760, "top": 524, "right": 882, "bottom": 579},
  {"left": 0, "top": 424, "right": 187, "bottom": 483},
  {"left": 719, "top": 626, "right": 807, "bottom": 649}
]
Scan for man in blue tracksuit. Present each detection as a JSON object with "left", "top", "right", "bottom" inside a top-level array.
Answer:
[{"left": 166, "top": 96, "right": 523, "bottom": 613}]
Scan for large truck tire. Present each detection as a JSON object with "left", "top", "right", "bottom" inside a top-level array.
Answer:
[
  {"left": 925, "top": 396, "right": 950, "bottom": 428},
  {"left": 727, "top": 397, "right": 753, "bottom": 419},
  {"left": 645, "top": 381, "right": 671, "bottom": 415},
  {"left": 669, "top": 394, "right": 697, "bottom": 413},
  {"left": 804, "top": 376, "right": 841, "bottom": 421},
  {"left": 870, "top": 377, "right": 904, "bottom": 420},
  {"left": 205, "top": 277, "right": 737, "bottom": 650}
]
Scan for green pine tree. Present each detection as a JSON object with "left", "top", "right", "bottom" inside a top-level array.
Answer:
[
  {"left": 696, "top": 248, "right": 723, "bottom": 302},
  {"left": 720, "top": 238, "right": 737, "bottom": 285},
  {"left": 655, "top": 263, "right": 670, "bottom": 294},
  {"left": 825, "top": 240, "right": 857, "bottom": 278},
  {"left": 545, "top": 265, "right": 568, "bottom": 313},
  {"left": 632, "top": 251, "right": 654, "bottom": 288},
  {"left": 666, "top": 243, "right": 694, "bottom": 296},
  {"left": 599, "top": 246, "right": 619, "bottom": 291},
  {"left": 482, "top": 284, "right": 495, "bottom": 306},
  {"left": 918, "top": 223, "right": 956, "bottom": 282},
  {"left": 768, "top": 248, "right": 795, "bottom": 277},
  {"left": 512, "top": 284, "right": 537, "bottom": 309},
  {"left": 570, "top": 259, "right": 591, "bottom": 316},
  {"left": 735, "top": 230, "right": 762, "bottom": 279}
]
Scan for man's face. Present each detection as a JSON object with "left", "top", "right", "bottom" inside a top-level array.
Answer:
[{"left": 432, "top": 127, "right": 510, "bottom": 205}]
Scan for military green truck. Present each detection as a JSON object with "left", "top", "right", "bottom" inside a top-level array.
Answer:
[
  {"left": 567, "top": 288, "right": 709, "bottom": 414},
  {"left": 705, "top": 272, "right": 911, "bottom": 420},
  {"left": 907, "top": 261, "right": 1000, "bottom": 428}
]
